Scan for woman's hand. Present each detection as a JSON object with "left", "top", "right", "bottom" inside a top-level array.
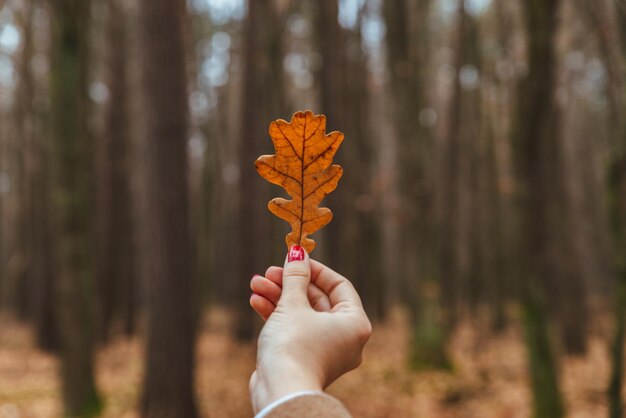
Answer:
[
  {"left": 250, "top": 265, "right": 332, "bottom": 319},
  {"left": 249, "top": 246, "right": 372, "bottom": 414}
]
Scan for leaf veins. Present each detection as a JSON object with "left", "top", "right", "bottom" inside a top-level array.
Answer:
[{"left": 255, "top": 110, "right": 344, "bottom": 253}]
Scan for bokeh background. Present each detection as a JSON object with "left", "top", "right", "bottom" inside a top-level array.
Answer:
[{"left": 1, "top": 0, "right": 625, "bottom": 417}]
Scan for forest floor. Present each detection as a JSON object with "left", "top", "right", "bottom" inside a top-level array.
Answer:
[{"left": 0, "top": 307, "right": 621, "bottom": 418}]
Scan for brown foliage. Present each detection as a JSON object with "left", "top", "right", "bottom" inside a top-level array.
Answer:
[
  {"left": 0, "top": 310, "right": 618, "bottom": 418},
  {"left": 255, "top": 110, "right": 344, "bottom": 252}
]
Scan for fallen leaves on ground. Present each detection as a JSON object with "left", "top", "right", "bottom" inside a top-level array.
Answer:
[{"left": 0, "top": 309, "right": 622, "bottom": 418}]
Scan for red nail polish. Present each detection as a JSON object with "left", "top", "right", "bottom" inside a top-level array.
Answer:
[{"left": 288, "top": 245, "right": 305, "bottom": 262}]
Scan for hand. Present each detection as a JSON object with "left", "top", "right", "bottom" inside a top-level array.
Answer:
[
  {"left": 248, "top": 246, "right": 372, "bottom": 414},
  {"left": 249, "top": 263, "right": 333, "bottom": 320}
]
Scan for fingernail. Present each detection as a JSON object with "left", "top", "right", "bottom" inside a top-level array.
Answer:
[{"left": 288, "top": 245, "right": 305, "bottom": 262}]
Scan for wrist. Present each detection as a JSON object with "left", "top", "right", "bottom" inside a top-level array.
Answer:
[{"left": 251, "top": 359, "right": 323, "bottom": 413}]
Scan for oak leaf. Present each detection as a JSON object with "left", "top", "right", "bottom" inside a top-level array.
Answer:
[{"left": 255, "top": 110, "right": 344, "bottom": 253}]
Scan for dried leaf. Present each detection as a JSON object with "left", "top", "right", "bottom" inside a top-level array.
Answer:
[{"left": 255, "top": 110, "right": 344, "bottom": 253}]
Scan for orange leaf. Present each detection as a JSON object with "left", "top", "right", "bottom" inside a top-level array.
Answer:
[{"left": 255, "top": 110, "right": 344, "bottom": 253}]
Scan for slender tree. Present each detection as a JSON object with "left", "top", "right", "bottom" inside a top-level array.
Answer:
[
  {"left": 13, "top": 0, "right": 36, "bottom": 321},
  {"left": 487, "top": 0, "right": 516, "bottom": 333},
  {"left": 0, "top": 112, "right": 4, "bottom": 309},
  {"left": 439, "top": 0, "right": 466, "bottom": 327},
  {"left": 13, "top": 0, "right": 58, "bottom": 351},
  {"left": 96, "top": 0, "right": 135, "bottom": 340},
  {"left": 383, "top": 0, "right": 449, "bottom": 369},
  {"left": 136, "top": 0, "right": 198, "bottom": 416},
  {"left": 27, "top": 0, "right": 58, "bottom": 352},
  {"left": 607, "top": 133, "right": 626, "bottom": 418},
  {"left": 314, "top": 0, "right": 384, "bottom": 319},
  {"left": 605, "top": 1, "right": 626, "bottom": 416},
  {"left": 514, "top": 0, "right": 565, "bottom": 416},
  {"left": 49, "top": 0, "right": 101, "bottom": 415},
  {"left": 462, "top": 8, "right": 486, "bottom": 317},
  {"left": 235, "top": 0, "right": 288, "bottom": 341},
  {"left": 313, "top": 0, "right": 351, "bottom": 281}
]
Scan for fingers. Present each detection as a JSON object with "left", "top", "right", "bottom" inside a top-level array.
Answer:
[
  {"left": 265, "top": 266, "right": 283, "bottom": 285},
  {"left": 251, "top": 275, "right": 282, "bottom": 305},
  {"left": 308, "top": 282, "right": 331, "bottom": 312},
  {"left": 251, "top": 255, "right": 359, "bottom": 318},
  {"left": 253, "top": 270, "right": 331, "bottom": 312},
  {"left": 310, "top": 259, "right": 363, "bottom": 309},
  {"left": 264, "top": 256, "right": 361, "bottom": 309},
  {"left": 250, "top": 294, "right": 274, "bottom": 321}
]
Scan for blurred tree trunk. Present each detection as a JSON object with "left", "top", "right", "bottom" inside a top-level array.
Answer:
[
  {"left": 440, "top": 0, "right": 466, "bottom": 328},
  {"left": 315, "top": 0, "right": 384, "bottom": 320},
  {"left": 314, "top": 0, "right": 347, "bottom": 278},
  {"left": 384, "top": 0, "right": 448, "bottom": 369},
  {"left": 0, "top": 113, "right": 4, "bottom": 308},
  {"left": 461, "top": 3, "right": 509, "bottom": 335},
  {"left": 14, "top": 0, "right": 58, "bottom": 351},
  {"left": 136, "top": 0, "right": 198, "bottom": 416},
  {"left": 19, "top": 0, "right": 58, "bottom": 351},
  {"left": 548, "top": 127, "right": 589, "bottom": 356},
  {"left": 196, "top": 139, "right": 214, "bottom": 304},
  {"left": 349, "top": 22, "right": 385, "bottom": 321},
  {"left": 578, "top": 0, "right": 622, "bottom": 137},
  {"left": 488, "top": 0, "right": 516, "bottom": 333},
  {"left": 540, "top": 6, "right": 592, "bottom": 355},
  {"left": 210, "top": 74, "right": 238, "bottom": 306},
  {"left": 514, "top": 0, "right": 564, "bottom": 417},
  {"left": 482, "top": 119, "right": 506, "bottom": 332},
  {"left": 606, "top": 1, "right": 626, "bottom": 416},
  {"left": 13, "top": 0, "right": 35, "bottom": 321},
  {"left": 49, "top": 0, "right": 102, "bottom": 415},
  {"left": 96, "top": 0, "right": 135, "bottom": 341},
  {"left": 617, "top": 0, "right": 626, "bottom": 64},
  {"left": 235, "top": 0, "right": 287, "bottom": 341},
  {"left": 32, "top": 162, "right": 56, "bottom": 352},
  {"left": 607, "top": 168, "right": 626, "bottom": 418},
  {"left": 464, "top": 14, "right": 486, "bottom": 318}
]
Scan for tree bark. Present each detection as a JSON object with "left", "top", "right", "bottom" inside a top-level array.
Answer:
[
  {"left": 136, "top": 0, "right": 198, "bottom": 416},
  {"left": 97, "top": 0, "right": 136, "bottom": 340},
  {"left": 606, "top": 2, "right": 626, "bottom": 416},
  {"left": 13, "top": 0, "right": 58, "bottom": 351},
  {"left": 514, "top": 0, "right": 565, "bottom": 416},
  {"left": 235, "top": 0, "right": 287, "bottom": 341},
  {"left": 383, "top": 0, "right": 449, "bottom": 369},
  {"left": 49, "top": 0, "right": 101, "bottom": 415},
  {"left": 440, "top": 0, "right": 466, "bottom": 328},
  {"left": 315, "top": 0, "right": 353, "bottom": 284},
  {"left": 13, "top": 0, "right": 36, "bottom": 321},
  {"left": 314, "top": 0, "right": 384, "bottom": 319}
]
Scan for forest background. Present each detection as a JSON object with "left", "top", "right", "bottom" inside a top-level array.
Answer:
[{"left": 1, "top": 0, "right": 626, "bottom": 417}]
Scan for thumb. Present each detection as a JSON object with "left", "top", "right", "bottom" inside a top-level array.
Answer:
[{"left": 279, "top": 245, "right": 311, "bottom": 307}]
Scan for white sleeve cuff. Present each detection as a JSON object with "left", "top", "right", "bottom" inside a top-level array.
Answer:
[{"left": 254, "top": 390, "right": 327, "bottom": 418}]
